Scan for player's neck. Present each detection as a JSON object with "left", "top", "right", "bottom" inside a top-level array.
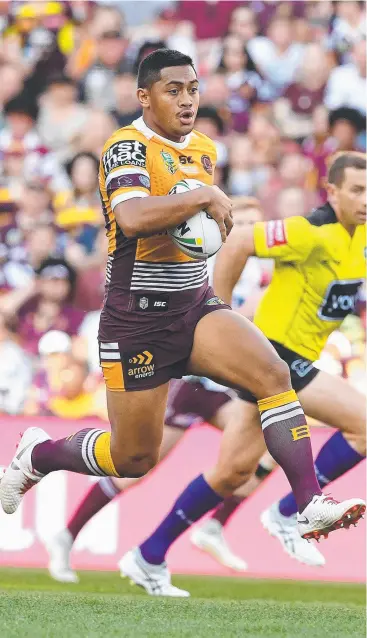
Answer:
[
  {"left": 142, "top": 115, "right": 186, "bottom": 144},
  {"left": 335, "top": 208, "right": 356, "bottom": 237}
]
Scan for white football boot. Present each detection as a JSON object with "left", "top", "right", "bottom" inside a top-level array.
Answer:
[
  {"left": 0, "top": 427, "right": 50, "bottom": 514},
  {"left": 190, "top": 519, "right": 248, "bottom": 572},
  {"left": 119, "top": 548, "right": 190, "bottom": 597},
  {"left": 47, "top": 529, "right": 79, "bottom": 583},
  {"left": 261, "top": 503, "right": 325, "bottom": 566},
  {"left": 297, "top": 494, "right": 366, "bottom": 541}
]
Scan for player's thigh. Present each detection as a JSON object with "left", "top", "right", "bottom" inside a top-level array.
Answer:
[
  {"left": 106, "top": 383, "right": 169, "bottom": 457},
  {"left": 206, "top": 399, "right": 266, "bottom": 495},
  {"left": 300, "top": 371, "right": 366, "bottom": 442},
  {"left": 188, "top": 309, "right": 290, "bottom": 399}
]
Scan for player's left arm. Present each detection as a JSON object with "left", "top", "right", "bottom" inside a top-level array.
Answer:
[{"left": 214, "top": 216, "right": 319, "bottom": 304}]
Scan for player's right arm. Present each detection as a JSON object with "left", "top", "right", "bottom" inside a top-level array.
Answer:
[
  {"left": 214, "top": 216, "right": 318, "bottom": 304},
  {"left": 115, "top": 185, "right": 233, "bottom": 242},
  {"left": 100, "top": 131, "right": 232, "bottom": 242}
]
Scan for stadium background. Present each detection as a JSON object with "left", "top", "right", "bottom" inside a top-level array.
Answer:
[{"left": 0, "top": 0, "right": 365, "bottom": 583}]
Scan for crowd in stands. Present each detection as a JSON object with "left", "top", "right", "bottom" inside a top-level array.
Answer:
[{"left": 0, "top": 1, "right": 365, "bottom": 418}]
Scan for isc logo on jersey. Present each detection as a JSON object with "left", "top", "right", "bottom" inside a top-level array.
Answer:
[{"left": 103, "top": 140, "right": 147, "bottom": 174}]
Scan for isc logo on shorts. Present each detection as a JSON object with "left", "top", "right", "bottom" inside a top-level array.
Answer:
[
  {"left": 126, "top": 350, "right": 155, "bottom": 379},
  {"left": 102, "top": 140, "right": 147, "bottom": 174}
]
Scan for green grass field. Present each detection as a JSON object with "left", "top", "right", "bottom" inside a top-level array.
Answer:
[{"left": 0, "top": 569, "right": 365, "bottom": 638}]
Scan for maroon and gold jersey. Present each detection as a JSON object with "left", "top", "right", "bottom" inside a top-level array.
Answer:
[{"left": 98, "top": 116, "right": 217, "bottom": 340}]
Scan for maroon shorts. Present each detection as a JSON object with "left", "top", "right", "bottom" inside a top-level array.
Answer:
[
  {"left": 165, "top": 378, "right": 232, "bottom": 429},
  {"left": 99, "top": 288, "right": 231, "bottom": 392}
]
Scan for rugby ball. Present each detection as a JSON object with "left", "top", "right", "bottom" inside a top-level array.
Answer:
[{"left": 168, "top": 179, "right": 222, "bottom": 260}]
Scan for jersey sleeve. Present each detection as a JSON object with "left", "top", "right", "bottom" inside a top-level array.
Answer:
[
  {"left": 253, "top": 216, "right": 318, "bottom": 263},
  {"left": 100, "top": 132, "right": 151, "bottom": 211}
]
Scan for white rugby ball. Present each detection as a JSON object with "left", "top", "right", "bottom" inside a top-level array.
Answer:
[{"left": 168, "top": 179, "right": 222, "bottom": 260}]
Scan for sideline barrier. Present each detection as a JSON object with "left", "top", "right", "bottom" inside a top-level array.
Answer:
[{"left": 0, "top": 416, "right": 365, "bottom": 582}]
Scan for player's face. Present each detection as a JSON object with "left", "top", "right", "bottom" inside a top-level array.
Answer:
[
  {"left": 331, "top": 167, "right": 366, "bottom": 226},
  {"left": 139, "top": 66, "right": 200, "bottom": 142}
]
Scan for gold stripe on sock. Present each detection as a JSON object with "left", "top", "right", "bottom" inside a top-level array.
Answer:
[
  {"left": 258, "top": 389, "right": 298, "bottom": 412},
  {"left": 94, "top": 432, "right": 119, "bottom": 477}
]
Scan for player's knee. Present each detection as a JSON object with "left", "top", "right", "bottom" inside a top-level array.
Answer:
[
  {"left": 112, "top": 449, "right": 159, "bottom": 478},
  {"left": 260, "top": 358, "right": 291, "bottom": 399},
  {"left": 215, "top": 465, "right": 254, "bottom": 494}
]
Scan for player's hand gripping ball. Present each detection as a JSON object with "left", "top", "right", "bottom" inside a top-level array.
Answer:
[{"left": 168, "top": 179, "right": 222, "bottom": 260}]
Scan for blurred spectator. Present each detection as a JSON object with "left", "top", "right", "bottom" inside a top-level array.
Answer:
[
  {"left": 195, "top": 106, "right": 228, "bottom": 170},
  {"left": 74, "top": 228, "right": 107, "bottom": 311},
  {"left": 0, "top": 181, "right": 55, "bottom": 291},
  {"left": 1, "top": 256, "right": 84, "bottom": 356},
  {"left": 56, "top": 151, "right": 100, "bottom": 217},
  {"left": 0, "top": 312, "right": 32, "bottom": 415},
  {"left": 228, "top": 6, "right": 258, "bottom": 44},
  {"left": 303, "top": 105, "right": 338, "bottom": 200},
  {"left": 247, "top": 111, "right": 281, "bottom": 167},
  {"left": 37, "top": 74, "right": 89, "bottom": 164},
  {"left": 328, "top": 1, "right": 365, "bottom": 63},
  {"left": 74, "top": 109, "right": 117, "bottom": 157},
  {"left": 324, "top": 39, "right": 366, "bottom": 115},
  {"left": 227, "top": 135, "right": 270, "bottom": 196},
  {"left": 24, "top": 329, "right": 73, "bottom": 416},
  {"left": 274, "top": 43, "right": 331, "bottom": 140},
  {"left": 0, "top": 92, "right": 40, "bottom": 155},
  {"left": 111, "top": 72, "right": 141, "bottom": 127},
  {"left": 329, "top": 107, "right": 366, "bottom": 152},
  {"left": 259, "top": 151, "right": 319, "bottom": 217},
  {"left": 41, "top": 359, "right": 99, "bottom": 419},
  {"left": 200, "top": 73, "right": 230, "bottom": 110},
  {"left": 218, "top": 35, "right": 263, "bottom": 131},
  {"left": 175, "top": 1, "right": 241, "bottom": 40},
  {"left": 0, "top": 63, "right": 24, "bottom": 129},
  {"left": 80, "top": 23, "right": 131, "bottom": 109},
  {"left": 247, "top": 17, "right": 306, "bottom": 99},
  {"left": 276, "top": 186, "right": 308, "bottom": 218}
]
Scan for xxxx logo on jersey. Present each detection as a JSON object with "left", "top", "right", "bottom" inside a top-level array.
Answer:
[{"left": 161, "top": 150, "right": 177, "bottom": 174}]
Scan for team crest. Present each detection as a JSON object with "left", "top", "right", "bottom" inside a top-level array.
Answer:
[
  {"left": 139, "top": 296, "right": 149, "bottom": 310},
  {"left": 201, "top": 154, "right": 213, "bottom": 175},
  {"left": 161, "top": 150, "right": 177, "bottom": 174}
]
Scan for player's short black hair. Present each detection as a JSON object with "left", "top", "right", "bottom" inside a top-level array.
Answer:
[
  {"left": 137, "top": 49, "right": 196, "bottom": 89},
  {"left": 328, "top": 152, "right": 366, "bottom": 186}
]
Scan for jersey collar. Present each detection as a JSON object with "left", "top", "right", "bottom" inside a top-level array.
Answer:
[{"left": 133, "top": 116, "right": 192, "bottom": 150}]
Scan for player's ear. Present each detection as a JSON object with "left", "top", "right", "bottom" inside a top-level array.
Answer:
[
  {"left": 137, "top": 88, "right": 150, "bottom": 109},
  {"left": 326, "top": 182, "right": 338, "bottom": 210}
]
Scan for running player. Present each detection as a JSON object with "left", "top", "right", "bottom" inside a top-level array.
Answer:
[
  {"left": 0, "top": 52, "right": 360, "bottom": 563},
  {"left": 118, "top": 152, "right": 366, "bottom": 594},
  {"left": 46, "top": 377, "right": 244, "bottom": 586}
]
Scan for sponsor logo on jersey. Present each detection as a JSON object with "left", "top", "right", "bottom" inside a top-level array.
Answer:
[
  {"left": 266, "top": 220, "right": 287, "bottom": 247},
  {"left": 205, "top": 296, "right": 226, "bottom": 306},
  {"left": 102, "top": 140, "right": 147, "bottom": 174},
  {"left": 201, "top": 154, "right": 213, "bottom": 175},
  {"left": 125, "top": 350, "right": 155, "bottom": 379},
  {"left": 161, "top": 150, "right": 177, "bottom": 174},
  {"left": 179, "top": 155, "right": 194, "bottom": 164},
  {"left": 318, "top": 279, "right": 364, "bottom": 321},
  {"left": 134, "top": 293, "right": 169, "bottom": 312}
]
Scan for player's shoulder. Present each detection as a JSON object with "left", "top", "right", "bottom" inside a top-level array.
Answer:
[
  {"left": 190, "top": 129, "right": 217, "bottom": 157},
  {"left": 100, "top": 120, "right": 150, "bottom": 176},
  {"left": 101, "top": 121, "right": 148, "bottom": 156}
]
